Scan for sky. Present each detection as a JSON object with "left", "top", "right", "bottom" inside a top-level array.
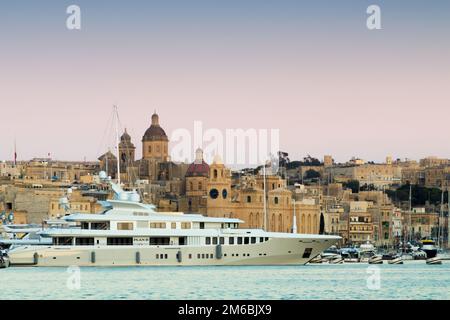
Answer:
[{"left": 0, "top": 0, "right": 449, "bottom": 165}]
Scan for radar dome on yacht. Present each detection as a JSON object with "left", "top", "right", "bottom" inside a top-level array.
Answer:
[
  {"left": 99, "top": 171, "right": 108, "bottom": 180},
  {"left": 129, "top": 192, "right": 141, "bottom": 202}
]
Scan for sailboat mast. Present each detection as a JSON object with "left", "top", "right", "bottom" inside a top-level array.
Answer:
[
  {"left": 263, "top": 163, "right": 267, "bottom": 231},
  {"left": 438, "top": 187, "right": 443, "bottom": 248},
  {"left": 114, "top": 105, "right": 121, "bottom": 186},
  {"left": 408, "top": 184, "right": 412, "bottom": 243},
  {"left": 292, "top": 199, "right": 297, "bottom": 233}
]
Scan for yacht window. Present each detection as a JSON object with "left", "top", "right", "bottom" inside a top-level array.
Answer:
[
  {"left": 54, "top": 237, "right": 73, "bottom": 246},
  {"left": 75, "top": 237, "right": 94, "bottom": 246},
  {"left": 91, "top": 222, "right": 109, "bottom": 230},
  {"left": 251, "top": 237, "right": 256, "bottom": 244},
  {"left": 117, "top": 222, "right": 133, "bottom": 230},
  {"left": 206, "top": 237, "right": 211, "bottom": 245},
  {"left": 200, "top": 222, "right": 205, "bottom": 229},
  {"left": 229, "top": 237, "right": 235, "bottom": 245},
  {"left": 220, "top": 237, "right": 224, "bottom": 245},
  {"left": 81, "top": 222, "right": 89, "bottom": 230},
  {"left": 259, "top": 237, "right": 264, "bottom": 243},
  {"left": 302, "top": 248, "right": 313, "bottom": 258},
  {"left": 212, "top": 237, "right": 218, "bottom": 245},
  {"left": 238, "top": 237, "right": 243, "bottom": 245},
  {"left": 150, "top": 237, "right": 170, "bottom": 245},
  {"left": 265, "top": 237, "right": 269, "bottom": 241},
  {"left": 150, "top": 222, "right": 166, "bottom": 229},
  {"left": 156, "top": 254, "right": 159, "bottom": 259},
  {"left": 197, "top": 254, "right": 200, "bottom": 259},
  {"left": 201, "top": 254, "right": 205, "bottom": 259},
  {"left": 188, "top": 254, "right": 192, "bottom": 259},
  {"left": 181, "top": 222, "right": 191, "bottom": 229},
  {"left": 179, "top": 237, "right": 186, "bottom": 245},
  {"left": 107, "top": 237, "right": 133, "bottom": 246},
  {"left": 164, "top": 254, "right": 168, "bottom": 259},
  {"left": 244, "top": 237, "right": 249, "bottom": 245},
  {"left": 171, "top": 222, "right": 176, "bottom": 229}
]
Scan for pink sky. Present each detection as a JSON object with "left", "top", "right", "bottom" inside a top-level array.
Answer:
[{"left": 0, "top": 1, "right": 449, "bottom": 164}]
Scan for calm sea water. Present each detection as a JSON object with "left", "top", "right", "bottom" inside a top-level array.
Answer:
[{"left": 1, "top": 261, "right": 449, "bottom": 300}]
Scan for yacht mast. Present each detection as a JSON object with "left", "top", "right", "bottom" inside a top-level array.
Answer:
[
  {"left": 438, "top": 186, "right": 443, "bottom": 248},
  {"left": 408, "top": 184, "right": 412, "bottom": 243},
  {"left": 292, "top": 199, "right": 297, "bottom": 233},
  {"left": 114, "top": 105, "right": 121, "bottom": 186}
]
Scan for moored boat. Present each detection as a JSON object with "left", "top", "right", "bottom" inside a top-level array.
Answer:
[
  {"left": 421, "top": 239, "right": 438, "bottom": 259},
  {"left": 426, "top": 257, "right": 442, "bottom": 265},
  {"left": 388, "top": 256, "right": 403, "bottom": 265},
  {"left": 368, "top": 255, "right": 383, "bottom": 264}
]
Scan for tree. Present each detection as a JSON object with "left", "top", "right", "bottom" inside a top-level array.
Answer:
[
  {"left": 319, "top": 212, "right": 325, "bottom": 235},
  {"left": 304, "top": 169, "right": 321, "bottom": 180},
  {"left": 343, "top": 180, "right": 360, "bottom": 193}
]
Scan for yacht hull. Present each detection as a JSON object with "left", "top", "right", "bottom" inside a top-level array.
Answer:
[{"left": 8, "top": 237, "right": 338, "bottom": 267}]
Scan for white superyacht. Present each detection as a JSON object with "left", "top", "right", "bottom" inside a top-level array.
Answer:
[{"left": 7, "top": 172, "right": 340, "bottom": 267}]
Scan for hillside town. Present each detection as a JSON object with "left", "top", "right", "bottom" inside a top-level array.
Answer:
[{"left": 1, "top": 112, "right": 449, "bottom": 249}]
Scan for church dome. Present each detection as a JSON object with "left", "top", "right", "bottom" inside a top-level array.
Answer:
[
  {"left": 119, "top": 129, "right": 135, "bottom": 148},
  {"left": 121, "top": 128, "right": 131, "bottom": 142},
  {"left": 142, "top": 112, "right": 169, "bottom": 142},
  {"left": 186, "top": 148, "right": 209, "bottom": 177}
]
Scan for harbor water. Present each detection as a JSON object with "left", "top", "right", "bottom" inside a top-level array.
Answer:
[{"left": 1, "top": 261, "right": 449, "bottom": 300}]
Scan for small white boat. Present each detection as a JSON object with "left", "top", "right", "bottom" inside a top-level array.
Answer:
[
  {"left": 388, "top": 256, "right": 403, "bottom": 265},
  {"left": 329, "top": 256, "right": 344, "bottom": 264},
  {"left": 368, "top": 255, "right": 383, "bottom": 264},
  {"left": 426, "top": 257, "right": 442, "bottom": 265},
  {"left": 309, "top": 255, "right": 323, "bottom": 264}
]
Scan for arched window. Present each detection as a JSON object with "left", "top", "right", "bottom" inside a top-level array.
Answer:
[
  {"left": 214, "top": 169, "right": 218, "bottom": 178},
  {"left": 198, "top": 182, "right": 202, "bottom": 190},
  {"left": 189, "top": 181, "right": 193, "bottom": 191},
  {"left": 274, "top": 197, "right": 279, "bottom": 204},
  {"left": 278, "top": 214, "right": 283, "bottom": 232},
  {"left": 149, "top": 146, "right": 152, "bottom": 153},
  {"left": 247, "top": 195, "right": 252, "bottom": 203},
  {"left": 271, "top": 214, "right": 276, "bottom": 231},
  {"left": 307, "top": 214, "right": 311, "bottom": 234},
  {"left": 313, "top": 215, "right": 318, "bottom": 234}
]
